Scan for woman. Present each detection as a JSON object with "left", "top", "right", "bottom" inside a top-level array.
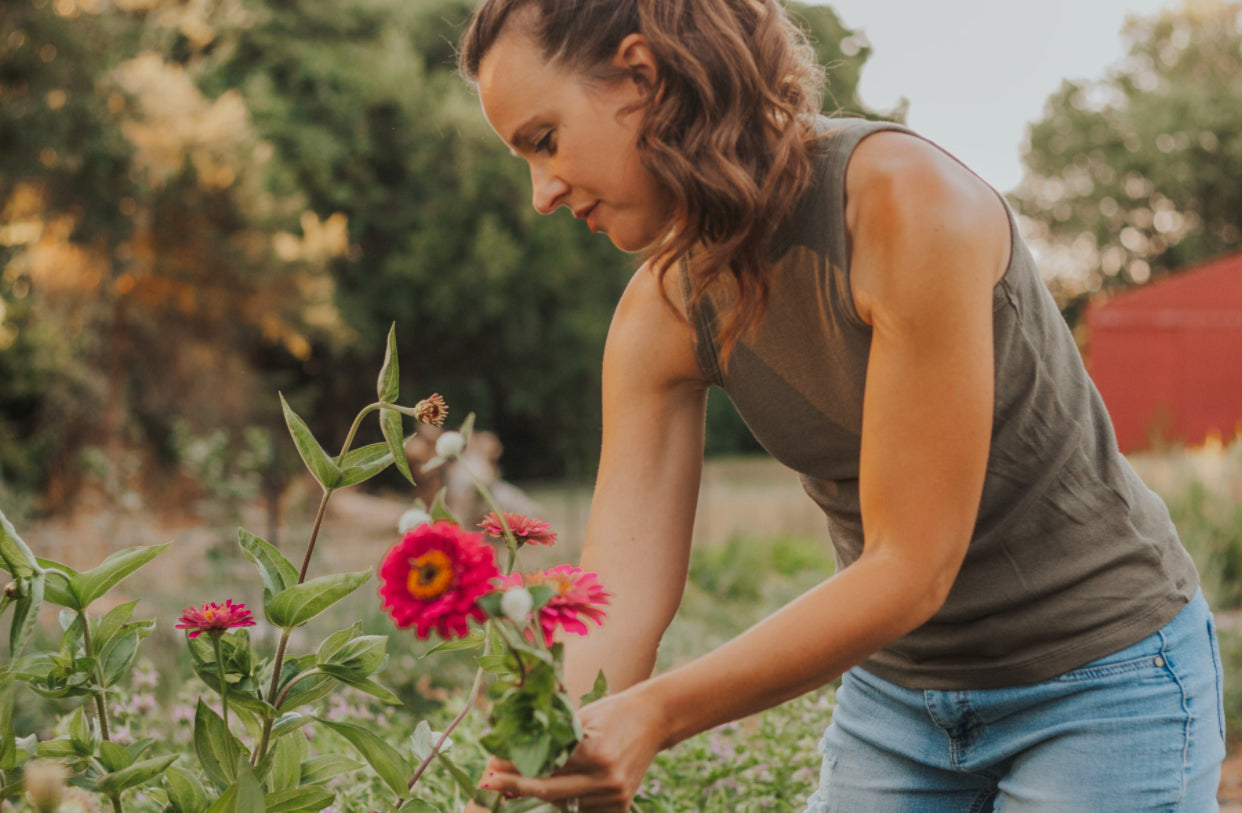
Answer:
[{"left": 456, "top": 1, "right": 1225, "bottom": 811}]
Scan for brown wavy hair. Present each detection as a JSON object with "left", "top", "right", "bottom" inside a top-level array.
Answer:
[{"left": 460, "top": 0, "right": 825, "bottom": 361}]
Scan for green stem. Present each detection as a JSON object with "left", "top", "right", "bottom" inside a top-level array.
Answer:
[
  {"left": 79, "top": 615, "right": 113, "bottom": 744},
  {"left": 458, "top": 459, "right": 520, "bottom": 573},
  {"left": 252, "top": 627, "right": 291, "bottom": 768},
  {"left": 211, "top": 634, "right": 237, "bottom": 767},
  {"left": 406, "top": 625, "right": 494, "bottom": 792}
]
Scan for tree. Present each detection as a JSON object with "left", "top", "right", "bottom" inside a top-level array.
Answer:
[{"left": 1013, "top": 0, "right": 1242, "bottom": 318}]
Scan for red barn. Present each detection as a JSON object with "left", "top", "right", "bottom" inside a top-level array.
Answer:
[{"left": 1085, "top": 250, "right": 1242, "bottom": 453}]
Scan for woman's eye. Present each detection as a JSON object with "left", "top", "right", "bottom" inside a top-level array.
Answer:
[{"left": 535, "top": 133, "right": 555, "bottom": 154}]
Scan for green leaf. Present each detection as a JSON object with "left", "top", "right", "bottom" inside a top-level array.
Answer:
[
  {"left": 100, "top": 623, "right": 153, "bottom": 687},
  {"left": 270, "top": 712, "right": 314, "bottom": 739},
  {"left": 97, "top": 754, "right": 178, "bottom": 795},
  {"left": 335, "top": 442, "right": 395, "bottom": 489},
  {"left": 437, "top": 753, "right": 483, "bottom": 800},
  {"left": 9, "top": 573, "right": 43, "bottom": 659},
  {"left": 426, "top": 628, "right": 486, "bottom": 655},
  {"left": 0, "top": 672, "right": 14, "bottom": 772},
  {"left": 316, "top": 668, "right": 402, "bottom": 706},
  {"left": 297, "top": 754, "right": 363, "bottom": 785},
  {"left": 580, "top": 670, "right": 609, "bottom": 706},
  {"left": 268, "top": 733, "right": 303, "bottom": 792},
  {"left": 475, "top": 654, "right": 509, "bottom": 673},
  {"left": 317, "top": 633, "right": 387, "bottom": 675},
  {"left": 266, "top": 571, "right": 370, "bottom": 630},
  {"left": 35, "top": 560, "right": 79, "bottom": 609},
  {"left": 194, "top": 700, "right": 240, "bottom": 792},
  {"left": 92, "top": 600, "right": 139, "bottom": 654},
  {"left": 165, "top": 765, "right": 209, "bottom": 813},
  {"left": 204, "top": 763, "right": 265, "bottom": 813},
  {"left": 377, "top": 322, "right": 400, "bottom": 403},
  {"left": 68, "top": 705, "right": 93, "bottom": 755},
  {"left": 396, "top": 800, "right": 441, "bottom": 813},
  {"left": 0, "top": 510, "right": 37, "bottom": 580},
  {"left": 36, "top": 738, "right": 79, "bottom": 759},
  {"left": 75, "top": 544, "right": 169, "bottom": 609},
  {"left": 280, "top": 393, "right": 342, "bottom": 490},
  {"left": 381, "top": 407, "right": 415, "bottom": 486},
  {"left": 459, "top": 412, "right": 476, "bottom": 446},
  {"left": 508, "top": 734, "right": 552, "bottom": 779},
  {"left": 314, "top": 718, "right": 412, "bottom": 798},
  {"left": 238, "top": 530, "right": 299, "bottom": 599},
  {"left": 98, "top": 740, "right": 132, "bottom": 772},
  {"left": 428, "top": 489, "right": 460, "bottom": 526},
  {"left": 263, "top": 786, "right": 334, "bottom": 813}
]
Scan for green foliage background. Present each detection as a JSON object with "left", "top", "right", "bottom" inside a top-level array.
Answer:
[{"left": 0, "top": 0, "right": 876, "bottom": 504}]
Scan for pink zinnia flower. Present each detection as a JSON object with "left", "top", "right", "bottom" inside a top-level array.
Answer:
[
  {"left": 176, "top": 600, "right": 256, "bottom": 638},
  {"left": 378, "top": 521, "right": 500, "bottom": 639},
  {"left": 479, "top": 512, "right": 557, "bottom": 547},
  {"left": 498, "top": 564, "right": 610, "bottom": 645}
]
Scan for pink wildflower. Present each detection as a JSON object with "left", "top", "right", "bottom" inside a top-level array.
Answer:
[
  {"left": 498, "top": 564, "right": 610, "bottom": 645},
  {"left": 175, "top": 600, "right": 255, "bottom": 638},
  {"left": 479, "top": 512, "right": 557, "bottom": 547},
  {"left": 378, "top": 521, "right": 500, "bottom": 639}
]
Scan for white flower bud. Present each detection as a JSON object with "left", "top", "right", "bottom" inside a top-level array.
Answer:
[
  {"left": 397, "top": 508, "right": 432, "bottom": 534},
  {"left": 500, "top": 587, "right": 534, "bottom": 622},
  {"left": 435, "top": 431, "right": 466, "bottom": 459}
]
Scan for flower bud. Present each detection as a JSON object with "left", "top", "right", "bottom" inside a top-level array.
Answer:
[
  {"left": 435, "top": 431, "right": 466, "bottom": 460},
  {"left": 397, "top": 508, "right": 432, "bottom": 534},
  {"left": 4, "top": 580, "right": 19, "bottom": 599},
  {"left": 24, "top": 759, "right": 70, "bottom": 813},
  {"left": 500, "top": 587, "right": 534, "bottom": 622}
]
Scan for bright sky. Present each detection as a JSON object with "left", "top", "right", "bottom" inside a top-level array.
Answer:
[{"left": 809, "top": 0, "right": 1175, "bottom": 192}]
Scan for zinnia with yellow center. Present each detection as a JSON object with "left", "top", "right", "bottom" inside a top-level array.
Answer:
[
  {"left": 497, "top": 564, "right": 610, "bottom": 645},
  {"left": 379, "top": 521, "right": 499, "bottom": 639},
  {"left": 175, "top": 599, "right": 256, "bottom": 638}
]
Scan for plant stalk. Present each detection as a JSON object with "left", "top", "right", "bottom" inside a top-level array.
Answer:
[
  {"left": 80, "top": 616, "right": 124, "bottom": 813},
  {"left": 211, "top": 633, "right": 237, "bottom": 767}
]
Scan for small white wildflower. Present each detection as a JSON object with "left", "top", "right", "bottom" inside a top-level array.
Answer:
[
  {"left": 500, "top": 586, "right": 534, "bottom": 622},
  {"left": 434, "top": 431, "right": 466, "bottom": 459},
  {"left": 397, "top": 508, "right": 432, "bottom": 534}
]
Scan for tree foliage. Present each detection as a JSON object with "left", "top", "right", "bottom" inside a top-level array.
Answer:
[
  {"left": 0, "top": 0, "right": 877, "bottom": 504},
  {"left": 1013, "top": 1, "right": 1242, "bottom": 315}
]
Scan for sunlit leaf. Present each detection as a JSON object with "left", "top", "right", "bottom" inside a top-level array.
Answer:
[
  {"left": 75, "top": 544, "right": 169, "bottom": 609},
  {"left": 377, "top": 322, "right": 400, "bottom": 403},
  {"left": 267, "top": 571, "right": 370, "bottom": 630},
  {"left": 280, "top": 393, "right": 342, "bottom": 490},
  {"left": 314, "top": 718, "right": 412, "bottom": 798}
]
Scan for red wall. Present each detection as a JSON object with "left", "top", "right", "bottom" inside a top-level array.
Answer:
[{"left": 1086, "top": 252, "right": 1242, "bottom": 452}]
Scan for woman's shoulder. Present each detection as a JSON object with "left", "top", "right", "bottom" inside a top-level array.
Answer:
[{"left": 604, "top": 263, "right": 710, "bottom": 391}]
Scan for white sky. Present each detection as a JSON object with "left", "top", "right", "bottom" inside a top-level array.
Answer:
[{"left": 809, "top": 0, "right": 1175, "bottom": 192}]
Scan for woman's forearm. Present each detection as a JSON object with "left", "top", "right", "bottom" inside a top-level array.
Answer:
[{"left": 640, "top": 546, "right": 952, "bottom": 750}]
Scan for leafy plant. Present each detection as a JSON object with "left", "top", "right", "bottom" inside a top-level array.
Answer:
[{"left": 0, "top": 325, "right": 610, "bottom": 813}]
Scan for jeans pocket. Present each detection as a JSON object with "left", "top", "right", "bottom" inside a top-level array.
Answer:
[{"left": 1207, "top": 614, "right": 1226, "bottom": 741}]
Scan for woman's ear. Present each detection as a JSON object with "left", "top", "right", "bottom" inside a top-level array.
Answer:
[{"left": 613, "top": 32, "right": 661, "bottom": 97}]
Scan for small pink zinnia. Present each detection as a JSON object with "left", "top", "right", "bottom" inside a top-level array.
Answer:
[
  {"left": 479, "top": 512, "right": 557, "bottom": 547},
  {"left": 176, "top": 600, "right": 256, "bottom": 638},
  {"left": 378, "top": 520, "right": 500, "bottom": 639},
  {"left": 498, "top": 564, "right": 610, "bottom": 645}
]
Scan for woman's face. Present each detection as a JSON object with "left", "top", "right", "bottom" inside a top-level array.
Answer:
[{"left": 477, "top": 28, "right": 676, "bottom": 253}]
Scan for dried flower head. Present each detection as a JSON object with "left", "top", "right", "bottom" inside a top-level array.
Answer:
[
  {"left": 412, "top": 393, "right": 448, "bottom": 427},
  {"left": 378, "top": 521, "right": 500, "bottom": 639},
  {"left": 175, "top": 599, "right": 256, "bottom": 638},
  {"left": 479, "top": 512, "right": 557, "bottom": 547},
  {"left": 24, "top": 759, "right": 70, "bottom": 813},
  {"left": 499, "top": 564, "right": 610, "bottom": 645}
]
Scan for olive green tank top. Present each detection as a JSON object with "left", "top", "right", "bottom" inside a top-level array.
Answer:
[{"left": 684, "top": 117, "right": 1198, "bottom": 689}]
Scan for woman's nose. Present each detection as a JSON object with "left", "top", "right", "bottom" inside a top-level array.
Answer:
[{"left": 530, "top": 164, "right": 570, "bottom": 215}]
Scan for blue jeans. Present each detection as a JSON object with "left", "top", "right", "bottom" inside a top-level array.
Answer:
[{"left": 805, "top": 590, "right": 1226, "bottom": 812}]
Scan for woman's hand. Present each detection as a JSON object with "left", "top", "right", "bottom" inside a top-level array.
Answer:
[{"left": 478, "top": 685, "right": 667, "bottom": 813}]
